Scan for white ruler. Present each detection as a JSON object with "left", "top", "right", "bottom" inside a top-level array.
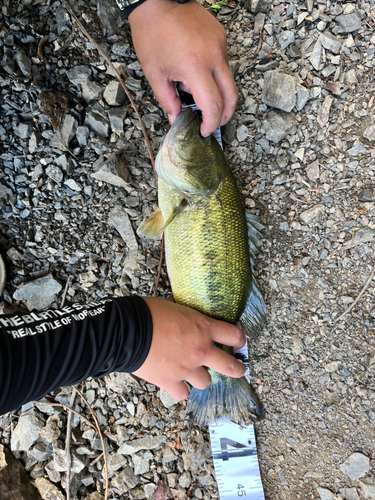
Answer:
[{"left": 181, "top": 98, "right": 265, "bottom": 500}]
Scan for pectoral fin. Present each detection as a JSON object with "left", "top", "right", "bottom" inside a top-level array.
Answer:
[{"left": 137, "top": 199, "right": 188, "bottom": 240}]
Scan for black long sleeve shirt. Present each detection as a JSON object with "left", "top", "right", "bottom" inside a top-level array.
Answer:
[{"left": 0, "top": 296, "right": 152, "bottom": 416}]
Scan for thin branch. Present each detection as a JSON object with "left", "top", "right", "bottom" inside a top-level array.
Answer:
[
  {"left": 63, "top": 0, "right": 156, "bottom": 177},
  {"left": 65, "top": 390, "right": 76, "bottom": 500},
  {"left": 333, "top": 264, "right": 375, "bottom": 324},
  {"left": 33, "top": 400, "right": 96, "bottom": 430},
  {"left": 73, "top": 387, "right": 109, "bottom": 500},
  {"left": 61, "top": 276, "right": 71, "bottom": 308}
]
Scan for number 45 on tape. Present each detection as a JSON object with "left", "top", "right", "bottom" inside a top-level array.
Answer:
[{"left": 209, "top": 419, "right": 265, "bottom": 500}]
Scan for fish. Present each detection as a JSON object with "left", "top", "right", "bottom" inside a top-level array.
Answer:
[{"left": 138, "top": 108, "right": 266, "bottom": 425}]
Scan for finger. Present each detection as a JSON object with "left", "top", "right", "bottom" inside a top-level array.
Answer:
[
  {"left": 204, "top": 346, "right": 246, "bottom": 379},
  {"left": 213, "top": 64, "right": 238, "bottom": 126},
  {"left": 185, "top": 367, "right": 212, "bottom": 390},
  {"left": 186, "top": 71, "right": 223, "bottom": 137},
  {"left": 150, "top": 76, "right": 181, "bottom": 123},
  {"left": 178, "top": 82, "right": 191, "bottom": 93},
  {"left": 209, "top": 320, "right": 246, "bottom": 349},
  {"left": 162, "top": 380, "right": 190, "bottom": 401}
]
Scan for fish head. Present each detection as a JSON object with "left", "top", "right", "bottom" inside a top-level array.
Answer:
[{"left": 156, "top": 108, "right": 223, "bottom": 196}]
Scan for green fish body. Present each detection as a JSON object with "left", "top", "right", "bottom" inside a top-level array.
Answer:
[{"left": 139, "top": 109, "right": 265, "bottom": 425}]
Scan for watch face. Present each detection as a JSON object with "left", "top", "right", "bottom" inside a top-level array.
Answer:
[{"left": 116, "top": 0, "right": 140, "bottom": 7}]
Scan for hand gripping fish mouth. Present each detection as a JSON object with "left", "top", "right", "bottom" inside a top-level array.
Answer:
[{"left": 138, "top": 108, "right": 266, "bottom": 425}]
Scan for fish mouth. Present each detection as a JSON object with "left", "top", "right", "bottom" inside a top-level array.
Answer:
[{"left": 167, "top": 108, "right": 201, "bottom": 143}]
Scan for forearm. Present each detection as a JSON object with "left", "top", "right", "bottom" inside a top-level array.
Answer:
[{"left": 0, "top": 296, "right": 152, "bottom": 415}]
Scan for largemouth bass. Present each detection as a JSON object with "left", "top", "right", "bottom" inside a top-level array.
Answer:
[{"left": 138, "top": 108, "right": 266, "bottom": 425}]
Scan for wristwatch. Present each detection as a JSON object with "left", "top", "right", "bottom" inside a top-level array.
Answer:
[{"left": 116, "top": 0, "right": 190, "bottom": 18}]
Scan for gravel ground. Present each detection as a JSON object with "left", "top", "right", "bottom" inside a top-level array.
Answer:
[{"left": 1, "top": 0, "right": 375, "bottom": 499}]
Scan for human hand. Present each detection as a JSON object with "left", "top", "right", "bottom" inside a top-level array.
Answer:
[
  {"left": 128, "top": 0, "right": 238, "bottom": 137},
  {"left": 133, "top": 297, "right": 246, "bottom": 400}
]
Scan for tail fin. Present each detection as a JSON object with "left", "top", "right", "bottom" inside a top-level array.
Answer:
[{"left": 185, "top": 374, "right": 265, "bottom": 426}]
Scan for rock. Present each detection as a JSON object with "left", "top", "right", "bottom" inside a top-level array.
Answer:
[
  {"left": 0, "top": 182, "right": 13, "bottom": 200},
  {"left": 0, "top": 444, "right": 41, "bottom": 499},
  {"left": 105, "top": 453, "right": 127, "bottom": 478},
  {"left": 310, "top": 40, "right": 322, "bottom": 70},
  {"left": 179, "top": 472, "right": 191, "bottom": 489},
  {"left": 13, "top": 274, "right": 62, "bottom": 311},
  {"left": 64, "top": 179, "right": 82, "bottom": 191},
  {"left": 118, "top": 435, "right": 165, "bottom": 455},
  {"left": 132, "top": 451, "right": 153, "bottom": 476},
  {"left": 347, "top": 141, "right": 367, "bottom": 156},
  {"left": 84, "top": 104, "right": 110, "bottom": 137},
  {"left": 124, "top": 76, "right": 143, "bottom": 92},
  {"left": 317, "top": 488, "right": 339, "bottom": 500},
  {"left": 278, "top": 30, "right": 295, "bottom": 50},
  {"left": 15, "top": 50, "right": 32, "bottom": 77},
  {"left": 339, "top": 453, "right": 370, "bottom": 480},
  {"left": 306, "top": 160, "right": 319, "bottom": 180},
  {"left": 15, "top": 122, "right": 33, "bottom": 139},
  {"left": 299, "top": 205, "right": 325, "bottom": 224},
  {"left": 91, "top": 152, "right": 131, "bottom": 188},
  {"left": 243, "top": 0, "right": 268, "bottom": 14},
  {"left": 319, "top": 32, "right": 342, "bottom": 54},
  {"left": 60, "top": 114, "right": 78, "bottom": 146},
  {"left": 254, "top": 12, "right": 266, "bottom": 35},
  {"left": 358, "top": 189, "right": 375, "bottom": 202},
  {"left": 159, "top": 389, "right": 180, "bottom": 408},
  {"left": 363, "top": 125, "right": 375, "bottom": 142},
  {"left": 317, "top": 96, "right": 334, "bottom": 128},
  {"left": 53, "top": 446, "right": 85, "bottom": 473},
  {"left": 112, "top": 466, "right": 139, "bottom": 491},
  {"left": 237, "top": 124, "right": 249, "bottom": 142},
  {"left": 11, "top": 411, "right": 45, "bottom": 452},
  {"left": 262, "top": 71, "right": 297, "bottom": 112},
  {"left": 339, "top": 488, "right": 359, "bottom": 500},
  {"left": 345, "top": 69, "right": 357, "bottom": 84},
  {"left": 108, "top": 107, "right": 126, "bottom": 135},
  {"left": 46, "top": 165, "right": 63, "bottom": 184},
  {"left": 359, "top": 483, "right": 375, "bottom": 499},
  {"left": 296, "top": 84, "right": 310, "bottom": 110},
  {"left": 344, "top": 229, "right": 374, "bottom": 247},
  {"left": 262, "top": 111, "right": 297, "bottom": 143},
  {"left": 35, "top": 477, "right": 65, "bottom": 500},
  {"left": 108, "top": 206, "right": 138, "bottom": 252},
  {"left": 103, "top": 80, "right": 126, "bottom": 106},
  {"left": 336, "top": 13, "right": 362, "bottom": 33},
  {"left": 40, "top": 416, "right": 61, "bottom": 443},
  {"left": 82, "top": 80, "right": 105, "bottom": 103},
  {"left": 66, "top": 65, "right": 92, "bottom": 87},
  {"left": 76, "top": 125, "right": 89, "bottom": 147}
]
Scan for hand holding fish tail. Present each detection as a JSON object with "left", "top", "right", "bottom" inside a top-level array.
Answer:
[
  {"left": 128, "top": 0, "right": 238, "bottom": 137},
  {"left": 132, "top": 297, "right": 247, "bottom": 401}
]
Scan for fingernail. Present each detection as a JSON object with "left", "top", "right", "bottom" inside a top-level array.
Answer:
[{"left": 168, "top": 114, "right": 174, "bottom": 124}]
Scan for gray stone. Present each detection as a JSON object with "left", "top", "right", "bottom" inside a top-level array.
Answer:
[
  {"left": 317, "top": 488, "right": 338, "bottom": 500},
  {"left": 337, "top": 13, "right": 362, "bottom": 33},
  {"left": 306, "top": 160, "right": 319, "bottom": 181},
  {"left": 278, "top": 30, "right": 295, "bottom": 50},
  {"left": 103, "top": 80, "right": 126, "bottom": 106},
  {"left": 0, "top": 183, "right": 12, "bottom": 200},
  {"left": 144, "top": 483, "right": 156, "bottom": 499},
  {"left": 29, "top": 443, "right": 51, "bottom": 462},
  {"left": 319, "top": 32, "right": 342, "bottom": 54},
  {"left": 64, "top": 179, "right": 82, "bottom": 192},
  {"left": 112, "top": 466, "right": 139, "bottom": 491},
  {"left": 237, "top": 124, "right": 249, "bottom": 142},
  {"left": 299, "top": 205, "right": 325, "bottom": 224},
  {"left": 339, "top": 487, "right": 359, "bottom": 500},
  {"left": 363, "top": 125, "right": 375, "bottom": 142},
  {"left": 60, "top": 114, "right": 78, "bottom": 146},
  {"left": 344, "top": 229, "right": 374, "bottom": 247},
  {"left": 76, "top": 125, "right": 89, "bottom": 147},
  {"left": 82, "top": 80, "right": 104, "bottom": 103},
  {"left": 118, "top": 434, "right": 165, "bottom": 455},
  {"left": 105, "top": 453, "right": 127, "bottom": 478},
  {"left": 108, "top": 107, "right": 126, "bottom": 135},
  {"left": 244, "top": 96, "right": 258, "bottom": 114},
  {"left": 124, "top": 76, "right": 143, "bottom": 91},
  {"left": 92, "top": 152, "right": 131, "bottom": 188},
  {"left": 159, "top": 389, "right": 179, "bottom": 408},
  {"left": 262, "top": 111, "right": 297, "bottom": 143},
  {"left": 35, "top": 477, "right": 65, "bottom": 500},
  {"left": 358, "top": 190, "right": 375, "bottom": 202},
  {"left": 15, "top": 122, "right": 33, "bottom": 139},
  {"left": 244, "top": 0, "right": 268, "bottom": 14},
  {"left": 132, "top": 451, "right": 153, "bottom": 476},
  {"left": 359, "top": 483, "right": 375, "bottom": 499},
  {"left": 0, "top": 444, "right": 41, "bottom": 499},
  {"left": 11, "top": 411, "right": 45, "bottom": 452},
  {"left": 179, "top": 472, "right": 191, "bottom": 489},
  {"left": 262, "top": 71, "right": 297, "bottom": 112},
  {"left": 46, "top": 165, "right": 63, "bottom": 184},
  {"left": 53, "top": 446, "right": 85, "bottom": 473},
  {"left": 347, "top": 141, "right": 367, "bottom": 156},
  {"left": 15, "top": 50, "right": 32, "bottom": 77},
  {"left": 142, "top": 113, "right": 162, "bottom": 131},
  {"left": 85, "top": 104, "right": 110, "bottom": 137},
  {"left": 254, "top": 13, "right": 266, "bottom": 35},
  {"left": 317, "top": 96, "right": 334, "bottom": 128},
  {"left": 339, "top": 453, "right": 370, "bottom": 480},
  {"left": 310, "top": 40, "right": 322, "bottom": 70},
  {"left": 296, "top": 84, "right": 310, "bottom": 111},
  {"left": 66, "top": 65, "right": 92, "bottom": 87},
  {"left": 112, "top": 42, "right": 131, "bottom": 57},
  {"left": 13, "top": 274, "right": 62, "bottom": 311}
]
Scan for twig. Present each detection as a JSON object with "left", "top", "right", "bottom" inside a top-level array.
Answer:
[
  {"left": 333, "top": 264, "right": 375, "bottom": 324},
  {"left": 33, "top": 400, "right": 97, "bottom": 430},
  {"left": 61, "top": 276, "right": 71, "bottom": 308},
  {"left": 65, "top": 391, "right": 76, "bottom": 500},
  {"left": 73, "top": 387, "right": 109, "bottom": 500},
  {"left": 37, "top": 34, "right": 49, "bottom": 63},
  {"left": 63, "top": 0, "right": 156, "bottom": 177}
]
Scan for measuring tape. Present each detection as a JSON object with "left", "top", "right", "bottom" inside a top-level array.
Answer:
[{"left": 180, "top": 96, "right": 266, "bottom": 500}]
